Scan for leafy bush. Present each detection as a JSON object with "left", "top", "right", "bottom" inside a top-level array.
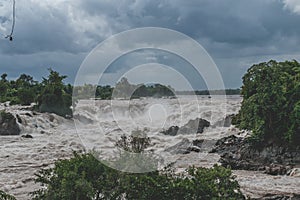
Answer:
[
  {"left": 31, "top": 152, "right": 244, "bottom": 200},
  {"left": 0, "top": 73, "right": 40, "bottom": 105},
  {"left": 113, "top": 129, "right": 158, "bottom": 173},
  {"left": 115, "top": 129, "right": 151, "bottom": 153},
  {"left": 0, "top": 190, "right": 16, "bottom": 200},
  {"left": 32, "top": 131, "right": 244, "bottom": 199},
  {"left": 233, "top": 60, "right": 300, "bottom": 146}
]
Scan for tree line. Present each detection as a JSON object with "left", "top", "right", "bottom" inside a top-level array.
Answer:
[{"left": 0, "top": 69, "right": 72, "bottom": 117}]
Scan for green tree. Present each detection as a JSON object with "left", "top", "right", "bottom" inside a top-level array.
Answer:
[
  {"left": 0, "top": 74, "right": 9, "bottom": 102},
  {"left": 233, "top": 60, "right": 300, "bottom": 146},
  {"left": 37, "top": 69, "right": 72, "bottom": 117}
]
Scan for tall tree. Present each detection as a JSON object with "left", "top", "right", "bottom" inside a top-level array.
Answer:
[
  {"left": 37, "top": 69, "right": 72, "bottom": 117},
  {"left": 233, "top": 60, "right": 300, "bottom": 146}
]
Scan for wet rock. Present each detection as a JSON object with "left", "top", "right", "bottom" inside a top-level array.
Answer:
[
  {"left": 25, "top": 112, "right": 33, "bottom": 117},
  {"left": 212, "top": 135, "right": 300, "bottom": 175},
  {"left": 16, "top": 114, "right": 22, "bottom": 124},
  {"left": 49, "top": 114, "right": 55, "bottom": 122},
  {"left": 21, "top": 134, "right": 33, "bottom": 139},
  {"left": 179, "top": 118, "right": 210, "bottom": 134},
  {"left": 192, "top": 139, "right": 204, "bottom": 147},
  {"left": 161, "top": 118, "right": 210, "bottom": 136},
  {"left": 0, "top": 111, "right": 21, "bottom": 135},
  {"left": 161, "top": 126, "right": 179, "bottom": 136}
]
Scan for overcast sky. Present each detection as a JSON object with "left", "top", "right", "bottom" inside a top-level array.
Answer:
[{"left": 0, "top": 0, "right": 300, "bottom": 90}]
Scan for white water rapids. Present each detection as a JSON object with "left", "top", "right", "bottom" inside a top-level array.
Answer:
[{"left": 0, "top": 96, "right": 299, "bottom": 199}]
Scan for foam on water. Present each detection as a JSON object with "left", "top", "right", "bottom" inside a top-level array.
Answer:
[{"left": 0, "top": 96, "right": 299, "bottom": 199}]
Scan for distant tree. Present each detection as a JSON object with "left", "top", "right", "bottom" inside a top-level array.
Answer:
[
  {"left": 95, "top": 85, "right": 113, "bottom": 100},
  {"left": 13, "top": 74, "right": 37, "bottom": 105},
  {"left": 1, "top": 74, "right": 8, "bottom": 82},
  {"left": 0, "top": 75, "right": 9, "bottom": 102}
]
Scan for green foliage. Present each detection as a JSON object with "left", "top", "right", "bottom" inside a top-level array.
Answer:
[
  {"left": 31, "top": 152, "right": 244, "bottom": 200},
  {"left": 113, "top": 129, "right": 158, "bottom": 172},
  {"left": 114, "top": 77, "right": 175, "bottom": 99},
  {"left": 31, "top": 152, "right": 119, "bottom": 200},
  {"left": 32, "top": 133, "right": 243, "bottom": 199},
  {"left": 115, "top": 129, "right": 151, "bottom": 153},
  {"left": 0, "top": 190, "right": 16, "bottom": 200},
  {"left": 233, "top": 60, "right": 300, "bottom": 146},
  {"left": 96, "top": 85, "right": 113, "bottom": 100},
  {"left": 73, "top": 78, "right": 175, "bottom": 100},
  {"left": 132, "top": 83, "right": 175, "bottom": 98},
  {"left": 36, "top": 69, "right": 72, "bottom": 117},
  {"left": 0, "top": 73, "right": 40, "bottom": 105},
  {"left": 0, "top": 70, "right": 72, "bottom": 117}
]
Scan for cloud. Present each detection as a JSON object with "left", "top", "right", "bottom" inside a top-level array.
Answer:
[
  {"left": 283, "top": 0, "right": 300, "bottom": 14},
  {"left": 0, "top": 0, "right": 300, "bottom": 89}
]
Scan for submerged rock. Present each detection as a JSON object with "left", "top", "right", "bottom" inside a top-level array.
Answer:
[
  {"left": 0, "top": 111, "right": 21, "bottom": 135},
  {"left": 165, "top": 138, "right": 205, "bottom": 154},
  {"left": 21, "top": 134, "right": 33, "bottom": 139},
  {"left": 161, "top": 126, "right": 179, "bottom": 136}
]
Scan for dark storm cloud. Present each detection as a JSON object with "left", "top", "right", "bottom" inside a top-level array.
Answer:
[
  {"left": 0, "top": 0, "right": 300, "bottom": 88},
  {"left": 74, "top": 0, "right": 300, "bottom": 60}
]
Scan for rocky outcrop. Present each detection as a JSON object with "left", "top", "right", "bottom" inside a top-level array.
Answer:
[
  {"left": 0, "top": 111, "right": 21, "bottom": 135},
  {"left": 161, "top": 118, "right": 210, "bottom": 136},
  {"left": 211, "top": 135, "right": 300, "bottom": 175}
]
